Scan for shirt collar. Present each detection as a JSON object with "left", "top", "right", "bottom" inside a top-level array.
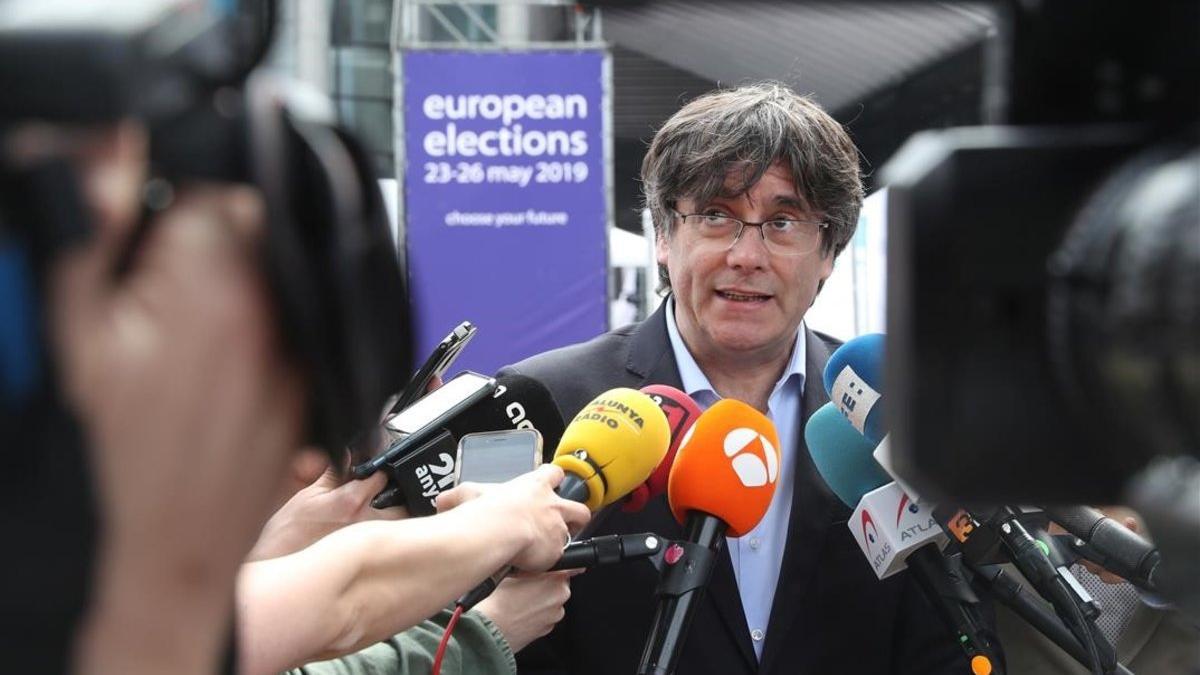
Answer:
[{"left": 663, "top": 296, "right": 807, "bottom": 403}]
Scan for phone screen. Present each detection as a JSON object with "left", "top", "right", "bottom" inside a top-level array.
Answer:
[
  {"left": 456, "top": 429, "right": 542, "bottom": 484},
  {"left": 385, "top": 371, "right": 494, "bottom": 435}
]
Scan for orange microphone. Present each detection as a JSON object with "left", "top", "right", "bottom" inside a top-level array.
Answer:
[{"left": 639, "top": 399, "right": 781, "bottom": 675}]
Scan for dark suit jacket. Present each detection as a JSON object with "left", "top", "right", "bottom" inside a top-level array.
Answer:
[{"left": 502, "top": 302, "right": 972, "bottom": 675}]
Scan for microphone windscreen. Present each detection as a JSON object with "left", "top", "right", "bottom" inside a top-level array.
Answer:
[
  {"left": 667, "top": 399, "right": 780, "bottom": 537},
  {"left": 552, "top": 388, "right": 670, "bottom": 511},
  {"left": 822, "top": 333, "right": 886, "bottom": 443},
  {"left": 444, "top": 374, "right": 565, "bottom": 450},
  {"left": 805, "top": 401, "right": 890, "bottom": 508},
  {"left": 627, "top": 385, "right": 703, "bottom": 511}
]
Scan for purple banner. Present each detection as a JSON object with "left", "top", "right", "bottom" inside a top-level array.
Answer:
[{"left": 402, "top": 49, "right": 609, "bottom": 377}]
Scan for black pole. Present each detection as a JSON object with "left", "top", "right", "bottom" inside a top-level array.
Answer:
[{"left": 637, "top": 512, "right": 726, "bottom": 675}]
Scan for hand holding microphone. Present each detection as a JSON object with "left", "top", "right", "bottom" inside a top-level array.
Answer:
[
  {"left": 437, "top": 464, "right": 591, "bottom": 571},
  {"left": 456, "top": 387, "right": 671, "bottom": 609}
]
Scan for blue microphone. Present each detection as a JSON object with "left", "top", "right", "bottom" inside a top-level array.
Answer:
[
  {"left": 822, "top": 333, "right": 886, "bottom": 444},
  {"left": 804, "top": 402, "right": 890, "bottom": 508}
]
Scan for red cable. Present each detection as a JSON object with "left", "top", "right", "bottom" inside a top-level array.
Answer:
[{"left": 431, "top": 604, "right": 466, "bottom": 675}]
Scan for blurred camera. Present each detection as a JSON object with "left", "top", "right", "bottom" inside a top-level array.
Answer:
[
  {"left": 0, "top": 0, "right": 412, "bottom": 454},
  {"left": 884, "top": 3, "right": 1198, "bottom": 504}
]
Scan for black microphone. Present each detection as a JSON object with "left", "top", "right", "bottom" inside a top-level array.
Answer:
[
  {"left": 549, "top": 533, "right": 664, "bottom": 571},
  {"left": 1043, "top": 505, "right": 1161, "bottom": 591},
  {"left": 373, "top": 430, "right": 458, "bottom": 516},
  {"left": 442, "top": 374, "right": 566, "bottom": 450}
]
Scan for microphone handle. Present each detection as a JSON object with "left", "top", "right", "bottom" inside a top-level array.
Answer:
[
  {"left": 638, "top": 513, "right": 726, "bottom": 675},
  {"left": 905, "top": 546, "right": 1004, "bottom": 675},
  {"left": 1043, "top": 506, "right": 1160, "bottom": 590},
  {"left": 550, "top": 533, "right": 663, "bottom": 571},
  {"left": 557, "top": 470, "right": 592, "bottom": 504},
  {"left": 458, "top": 565, "right": 510, "bottom": 610}
]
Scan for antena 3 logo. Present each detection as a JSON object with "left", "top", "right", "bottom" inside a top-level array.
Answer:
[
  {"left": 572, "top": 399, "right": 646, "bottom": 431},
  {"left": 722, "top": 428, "right": 778, "bottom": 488}
]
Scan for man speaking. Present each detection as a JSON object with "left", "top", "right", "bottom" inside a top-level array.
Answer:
[{"left": 503, "top": 82, "right": 973, "bottom": 674}]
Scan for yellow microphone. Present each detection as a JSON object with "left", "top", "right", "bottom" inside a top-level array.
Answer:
[{"left": 552, "top": 387, "right": 671, "bottom": 512}]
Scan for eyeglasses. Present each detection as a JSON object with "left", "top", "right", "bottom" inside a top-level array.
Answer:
[{"left": 671, "top": 209, "right": 828, "bottom": 257}]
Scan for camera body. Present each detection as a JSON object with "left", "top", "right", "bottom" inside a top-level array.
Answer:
[{"left": 883, "top": 3, "right": 1199, "bottom": 503}]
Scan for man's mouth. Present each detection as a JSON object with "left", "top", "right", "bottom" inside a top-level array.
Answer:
[{"left": 716, "top": 290, "right": 771, "bottom": 303}]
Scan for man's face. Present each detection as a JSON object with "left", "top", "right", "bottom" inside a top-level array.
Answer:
[{"left": 656, "top": 162, "right": 835, "bottom": 365}]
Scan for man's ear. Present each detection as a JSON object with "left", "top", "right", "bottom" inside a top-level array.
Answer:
[
  {"left": 655, "top": 230, "right": 670, "bottom": 267},
  {"left": 813, "top": 247, "right": 837, "bottom": 298},
  {"left": 818, "top": 247, "right": 836, "bottom": 283}
]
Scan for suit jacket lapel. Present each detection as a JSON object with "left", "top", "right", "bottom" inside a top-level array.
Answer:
[
  {"left": 625, "top": 299, "right": 759, "bottom": 672},
  {"left": 758, "top": 329, "right": 839, "bottom": 675},
  {"left": 624, "top": 300, "right": 680, "bottom": 387}
]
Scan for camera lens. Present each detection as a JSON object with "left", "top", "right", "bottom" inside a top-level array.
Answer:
[{"left": 1048, "top": 138, "right": 1200, "bottom": 464}]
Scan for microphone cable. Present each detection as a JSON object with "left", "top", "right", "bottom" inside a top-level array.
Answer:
[
  {"left": 1052, "top": 573, "right": 1106, "bottom": 675},
  {"left": 982, "top": 506, "right": 1111, "bottom": 675},
  {"left": 431, "top": 604, "right": 466, "bottom": 675},
  {"left": 971, "top": 563, "right": 1133, "bottom": 675}
]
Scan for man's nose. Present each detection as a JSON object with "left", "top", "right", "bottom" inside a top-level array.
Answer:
[{"left": 726, "top": 223, "right": 770, "bottom": 269}]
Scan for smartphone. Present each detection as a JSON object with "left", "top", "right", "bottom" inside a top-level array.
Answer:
[
  {"left": 354, "top": 371, "right": 497, "bottom": 477},
  {"left": 455, "top": 429, "right": 543, "bottom": 484},
  {"left": 385, "top": 370, "right": 494, "bottom": 436},
  {"left": 388, "top": 321, "right": 477, "bottom": 416}
]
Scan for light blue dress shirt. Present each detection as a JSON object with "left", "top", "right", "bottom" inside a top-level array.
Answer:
[{"left": 663, "top": 299, "right": 806, "bottom": 661}]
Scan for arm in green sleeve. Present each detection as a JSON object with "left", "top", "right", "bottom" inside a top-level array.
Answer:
[{"left": 289, "top": 608, "right": 516, "bottom": 675}]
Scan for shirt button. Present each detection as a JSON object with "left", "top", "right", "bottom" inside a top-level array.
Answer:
[
  {"left": 751, "top": 629, "right": 765, "bottom": 642},
  {"left": 749, "top": 537, "right": 761, "bottom": 550}
]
